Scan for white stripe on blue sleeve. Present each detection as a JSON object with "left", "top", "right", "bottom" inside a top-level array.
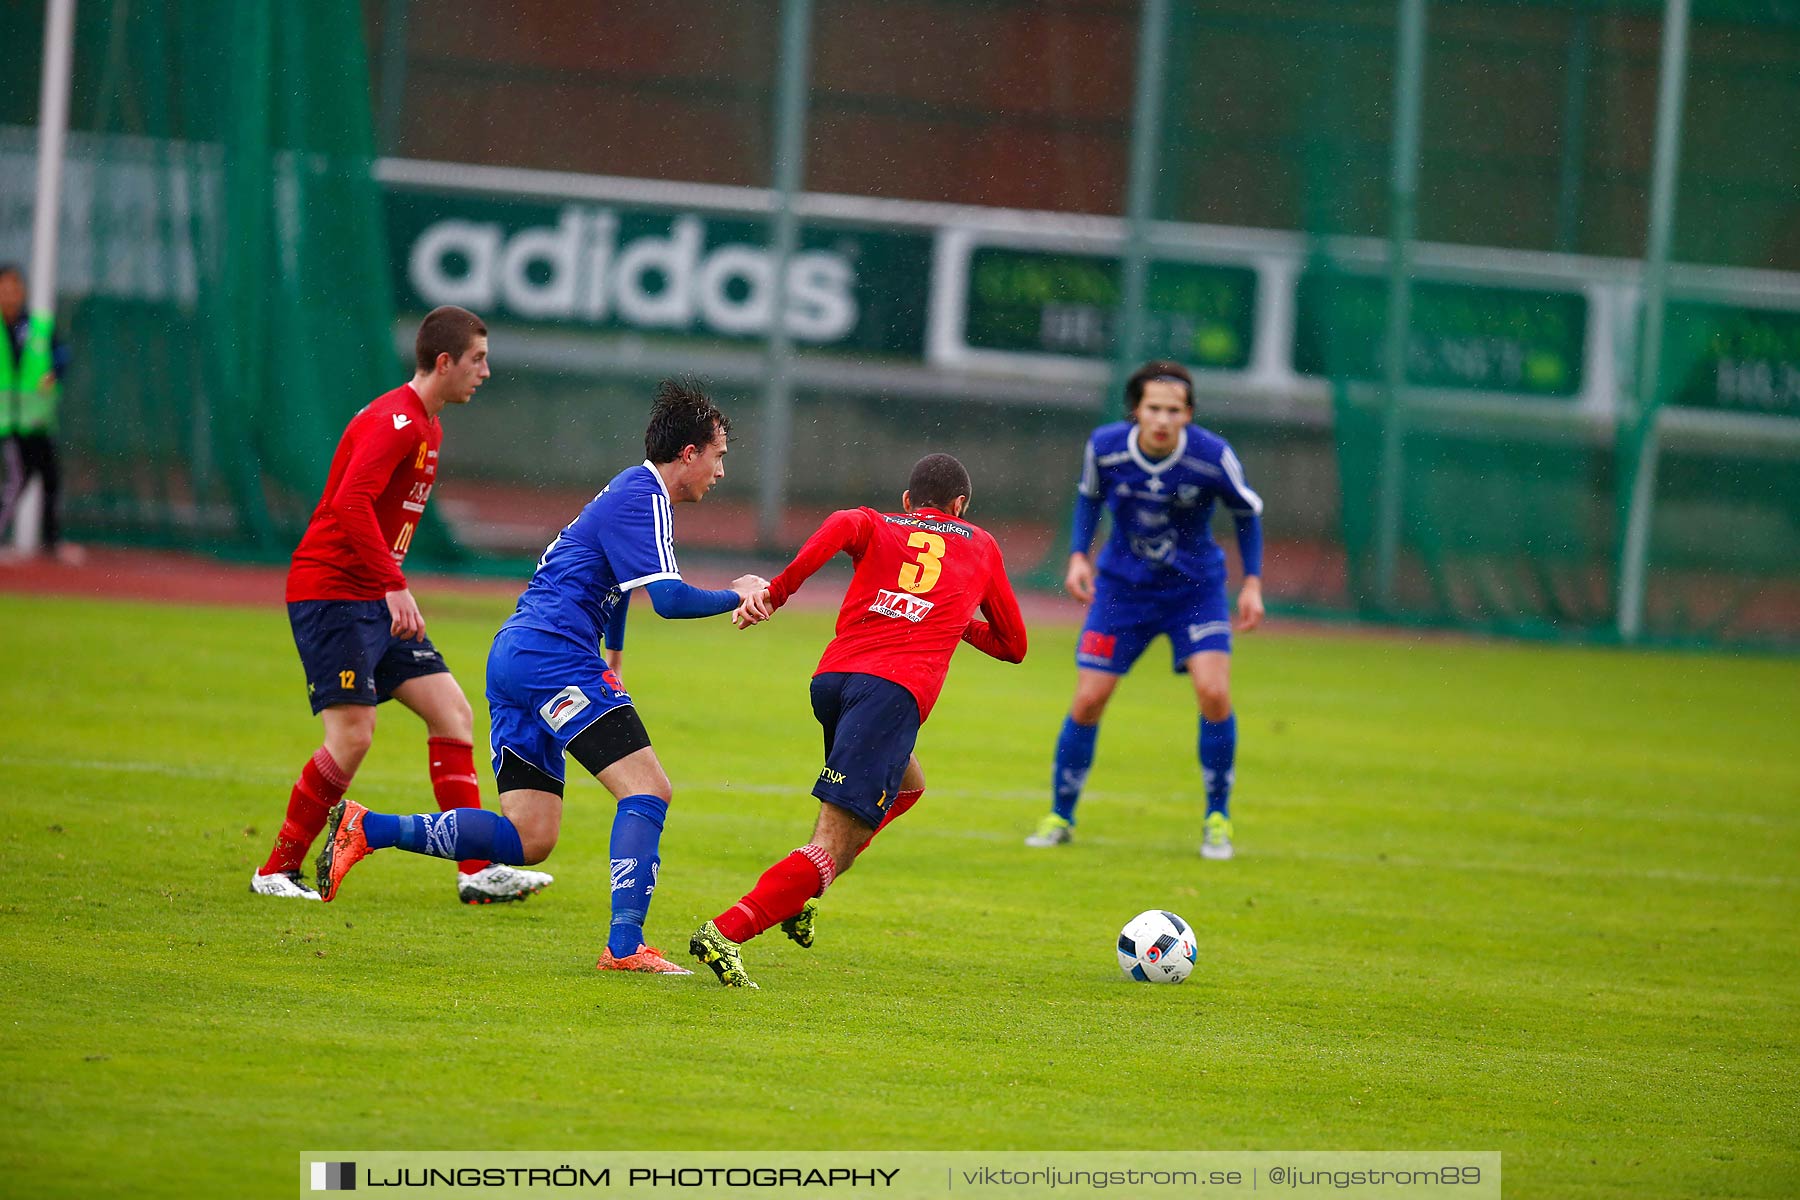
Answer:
[
  {"left": 653, "top": 493, "right": 680, "bottom": 576},
  {"left": 1219, "top": 446, "right": 1263, "bottom": 516}
]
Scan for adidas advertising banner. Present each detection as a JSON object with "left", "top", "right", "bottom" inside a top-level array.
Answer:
[
  {"left": 303, "top": 1151, "right": 1501, "bottom": 1199},
  {"left": 6, "top": 128, "right": 1800, "bottom": 417},
  {"left": 384, "top": 189, "right": 934, "bottom": 358},
  {"left": 381, "top": 177, "right": 1625, "bottom": 407}
]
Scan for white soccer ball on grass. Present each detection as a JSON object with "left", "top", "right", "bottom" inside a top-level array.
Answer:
[{"left": 1117, "top": 909, "right": 1198, "bottom": 983}]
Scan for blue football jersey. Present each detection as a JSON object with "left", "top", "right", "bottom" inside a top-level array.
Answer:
[
  {"left": 502, "top": 462, "right": 681, "bottom": 651},
  {"left": 1079, "top": 421, "right": 1263, "bottom": 587}
]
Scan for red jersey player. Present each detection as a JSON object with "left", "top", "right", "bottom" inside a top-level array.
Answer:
[
  {"left": 251, "top": 305, "right": 551, "bottom": 906},
  {"left": 689, "top": 453, "right": 1027, "bottom": 987}
]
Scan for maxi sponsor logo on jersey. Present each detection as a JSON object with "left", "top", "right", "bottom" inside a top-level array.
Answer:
[
  {"left": 872, "top": 589, "right": 935, "bottom": 622},
  {"left": 405, "top": 203, "right": 857, "bottom": 342}
]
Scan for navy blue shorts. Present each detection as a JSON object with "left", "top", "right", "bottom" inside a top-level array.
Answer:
[
  {"left": 288, "top": 599, "right": 450, "bottom": 715},
  {"left": 809, "top": 672, "right": 922, "bottom": 829},
  {"left": 1075, "top": 574, "right": 1231, "bottom": 675}
]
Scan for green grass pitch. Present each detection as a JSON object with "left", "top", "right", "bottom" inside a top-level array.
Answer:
[{"left": 1, "top": 590, "right": 1795, "bottom": 1199}]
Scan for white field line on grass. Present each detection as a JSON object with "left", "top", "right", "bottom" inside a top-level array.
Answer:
[
  {"left": 0, "top": 754, "right": 1051, "bottom": 802},
  {"left": 5, "top": 755, "right": 1793, "bottom": 892}
]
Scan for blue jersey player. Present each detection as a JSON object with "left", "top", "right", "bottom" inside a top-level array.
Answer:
[
  {"left": 1026, "top": 360, "right": 1264, "bottom": 859},
  {"left": 318, "top": 379, "right": 767, "bottom": 974}
]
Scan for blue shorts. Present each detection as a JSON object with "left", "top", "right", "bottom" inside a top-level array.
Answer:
[
  {"left": 288, "top": 599, "right": 450, "bottom": 715},
  {"left": 809, "top": 672, "right": 922, "bottom": 830},
  {"left": 485, "top": 625, "right": 635, "bottom": 789},
  {"left": 1075, "top": 575, "right": 1231, "bottom": 675}
]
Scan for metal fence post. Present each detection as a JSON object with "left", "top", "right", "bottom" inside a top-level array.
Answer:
[
  {"left": 757, "top": 0, "right": 814, "bottom": 549},
  {"left": 1617, "top": 0, "right": 1691, "bottom": 642},
  {"left": 1373, "top": 0, "right": 1428, "bottom": 609},
  {"left": 1110, "top": 0, "right": 1172, "bottom": 421}
]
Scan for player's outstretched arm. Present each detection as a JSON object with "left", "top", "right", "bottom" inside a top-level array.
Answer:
[
  {"left": 644, "top": 577, "right": 747, "bottom": 620},
  {"left": 763, "top": 509, "right": 874, "bottom": 610}
]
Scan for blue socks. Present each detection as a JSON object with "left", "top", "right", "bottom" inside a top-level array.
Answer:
[
  {"left": 363, "top": 808, "right": 525, "bottom": 864},
  {"left": 1052, "top": 717, "right": 1099, "bottom": 823},
  {"left": 1199, "top": 714, "right": 1236, "bottom": 817},
  {"left": 607, "top": 794, "right": 669, "bottom": 958},
  {"left": 1048, "top": 712, "right": 1235, "bottom": 824}
]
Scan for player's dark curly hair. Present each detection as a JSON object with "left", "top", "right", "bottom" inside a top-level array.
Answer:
[
  {"left": 1125, "top": 359, "right": 1194, "bottom": 412},
  {"left": 907, "top": 453, "right": 972, "bottom": 512},
  {"left": 644, "top": 377, "right": 730, "bottom": 463}
]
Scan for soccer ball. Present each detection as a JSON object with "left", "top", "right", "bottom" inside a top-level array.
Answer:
[{"left": 1117, "top": 910, "right": 1197, "bottom": 983}]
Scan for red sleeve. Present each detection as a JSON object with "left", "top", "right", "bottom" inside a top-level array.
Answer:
[
  {"left": 328, "top": 418, "right": 411, "bottom": 592},
  {"left": 960, "top": 538, "right": 1028, "bottom": 663},
  {"left": 767, "top": 509, "right": 875, "bottom": 609}
]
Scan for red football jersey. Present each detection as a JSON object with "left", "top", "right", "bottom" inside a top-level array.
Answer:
[
  {"left": 286, "top": 383, "right": 441, "bottom": 602},
  {"left": 766, "top": 506, "right": 1028, "bottom": 719}
]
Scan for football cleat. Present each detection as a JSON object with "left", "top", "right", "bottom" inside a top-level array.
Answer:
[
  {"left": 780, "top": 899, "right": 819, "bottom": 949},
  {"left": 1200, "top": 812, "right": 1235, "bottom": 860},
  {"left": 458, "top": 863, "right": 554, "bottom": 905},
  {"left": 1024, "top": 813, "right": 1073, "bottom": 847},
  {"left": 689, "top": 921, "right": 759, "bottom": 988},
  {"left": 250, "top": 869, "right": 320, "bottom": 900},
  {"left": 316, "top": 799, "right": 372, "bottom": 902},
  {"left": 595, "top": 944, "right": 693, "bottom": 975}
]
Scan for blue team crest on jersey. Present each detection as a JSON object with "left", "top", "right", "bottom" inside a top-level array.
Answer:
[{"left": 1129, "top": 530, "right": 1179, "bottom": 563}]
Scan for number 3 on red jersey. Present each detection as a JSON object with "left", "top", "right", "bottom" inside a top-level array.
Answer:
[{"left": 898, "top": 531, "right": 945, "bottom": 594}]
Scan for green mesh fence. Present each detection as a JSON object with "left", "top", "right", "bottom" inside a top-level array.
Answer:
[
  {"left": 2, "top": 0, "right": 457, "bottom": 565},
  {"left": 5, "top": 0, "right": 1796, "bottom": 647},
  {"left": 1232, "top": 0, "right": 1800, "bottom": 647}
]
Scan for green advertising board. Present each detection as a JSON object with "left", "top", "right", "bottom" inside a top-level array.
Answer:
[
  {"left": 385, "top": 190, "right": 933, "bottom": 358},
  {"left": 1294, "top": 269, "right": 1587, "bottom": 397},
  {"left": 1661, "top": 300, "right": 1800, "bottom": 417},
  {"left": 962, "top": 247, "right": 1258, "bottom": 369}
]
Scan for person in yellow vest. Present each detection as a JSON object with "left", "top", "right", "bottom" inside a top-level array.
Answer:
[{"left": 0, "top": 264, "right": 77, "bottom": 563}]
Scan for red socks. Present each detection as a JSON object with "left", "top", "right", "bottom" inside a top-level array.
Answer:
[
  {"left": 714, "top": 844, "right": 835, "bottom": 944},
  {"left": 861, "top": 787, "right": 923, "bottom": 852},
  {"left": 711, "top": 788, "right": 927, "bottom": 944},
  {"left": 259, "top": 739, "right": 488, "bottom": 877},
  {"left": 261, "top": 747, "right": 351, "bottom": 876},
  {"left": 428, "top": 737, "right": 490, "bottom": 875}
]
